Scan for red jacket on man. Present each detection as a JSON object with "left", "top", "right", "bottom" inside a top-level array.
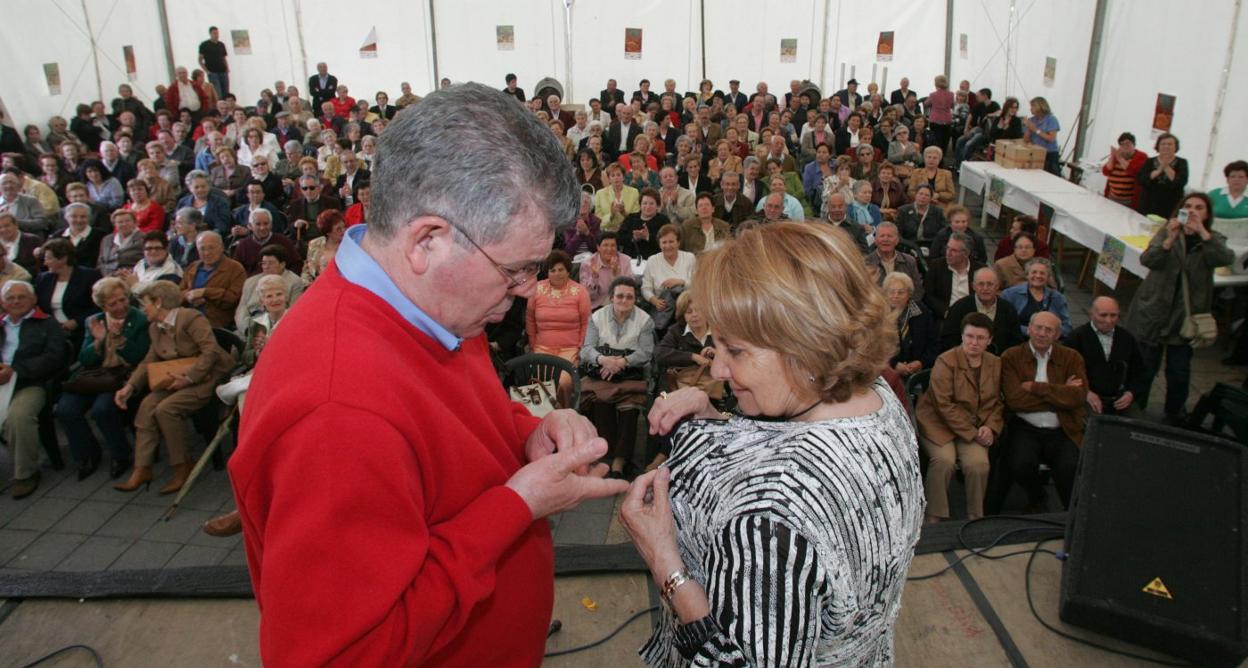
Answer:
[
  {"left": 230, "top": 262, "right": 551, "bottom": 667},
  {"left": 163, "top": 80, "right": 211, "bottom": 114}
]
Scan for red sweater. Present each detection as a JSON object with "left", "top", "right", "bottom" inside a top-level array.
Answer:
[
  {"left": 125, "top": 200, "right": 165, "bottom": 234},
  {"left": 230, "top": 263, "right": 550, "bottom": 667}
]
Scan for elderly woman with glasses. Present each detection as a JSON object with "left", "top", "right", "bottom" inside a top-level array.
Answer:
[{"left": 1000, "top": 257, "right": 1072, "bottom": 337}]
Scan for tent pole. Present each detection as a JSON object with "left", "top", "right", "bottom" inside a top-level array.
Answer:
[
  {"left": 80, "top": 0, "right": 105, "bottom": 104},
  {"left": 699, "top": 0, "right": 706, "bottom": 81},
  {"left": 292, "top": 0, "right": 309, "bottom": 89},
  {"left": 1201, "top": 0, "right": 1242, "bottom": 189},
  {"left": 944, "top": 0, "right": 954, "bottom": 77},
  {"left": 563, "top": 2, "right": 574, "bottom": 104},
  {"left": 156, "top": 0, "right": 176, "bottom": 83},
  {"left": 428, "top": 0, "right": 440, "bottom": 88},
  {"left": 1071, "top": 0, "right": 1108, "bottom": 165},
  {"left": 818, "top": 0, "right": 830, "bottom": 94}
]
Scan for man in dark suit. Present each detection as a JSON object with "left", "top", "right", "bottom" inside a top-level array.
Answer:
[
  {"left": 631, "top": 79, "right": 660, "bottom": 108},
  {"left": 823, "top": 192, "right": 868, "bottom": 254},
  {"left": 369, "top": 92, "right": 398, "bottom": 120},
  {"left": 889, "top": 77, "right": 913, "bottom": 106},
  {"left": 334, "top": 152, "right": 371, "bottom": 204},
  {"left": 605, "top": 106, "right": 641, "bottom": 162},
  {"left": 833, "top": 79, "right": 862, "bottom": 110},
  {"left": 308, "top": 62, "right": 338, "bottom": 111},
  {"left": 503, "top": 74, "right": 526, "bottom": 104},
  {"left": 232, "top": 181, "right": 290, "bottom": 237},
  {"left": 725, "top": 80, "right": 748, "bottom": 112},
  {"left": 285, "top": 175, "right": 342, "bottom": 243},
  {"left": 940, "top": 267, "right": 1023, "bottom": 354},
  {"left": 599, "top": 79, "right": 625, "bottom": 118},
  {"left": 1064, "top": 296, "right": 1149, "bottom": 416},
  {"left": 713, "top": 171, "right": 753, "bottom": 228},
  {"left": 895, "top": 184, "right": 946, "bottom": 245},
  {"left": 924, "top": 232, "right": 985, "bottom": 320}
]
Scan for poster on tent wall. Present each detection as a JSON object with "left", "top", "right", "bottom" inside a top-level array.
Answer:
[
  {"left": 43, "top": 64, "right": 61, "bottom": 96},
  {"left": 1152, "top": 94, "right": 1175, "bottom": 134},
  {"left": 1095, "top": 235, "right": 1126, "bottom": 289},
  {"left": 123, "top": 46, "right": 137, "bottom": 81},
  {"left": 876, "top": 32, "right": 894, "bottom": 61},
  {"left": 360, "top": 27, "right": 378, "bottom": 58},
  {"left": 780, "top": 39, "right": 797, "bottom": 63},
  {"left": 985, "top": 176, "right": 1005, "bottom": 218},
  {"left": 1044, "top": 57, "right": 1056, "bottom": 86},
  {"left": 959, "top": 34, "right": 968, "bottom": 59},
  {"left": 231, "top": 30, "right": 251, "bottom": 55},
  {"left": 496, "top": 25, "right": 514, "bottom": 51},
  {"left": 624, "top": 28, "right": 642, "bottom": 60}
]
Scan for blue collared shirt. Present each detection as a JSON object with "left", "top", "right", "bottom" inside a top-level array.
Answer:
[{"left": 336, "top": 224, "right": 462, "bottom": 351}]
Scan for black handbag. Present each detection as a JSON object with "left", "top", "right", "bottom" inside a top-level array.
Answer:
[
  {"left": 580, "top": 345, "right": 645, "bottom": 382},
  {"left": 61, "top": 365, "right": 129, "bottom": 395}
]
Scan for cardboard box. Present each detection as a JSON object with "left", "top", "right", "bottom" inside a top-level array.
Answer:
[
  {"left": 994, "top": 140, "right": 1045, "bottom": 168},
  {"left": 998, "top": 155, "right": 1045, "bottom": 169},
  {"left": 1005, "top": 142, "right": 1047, "bottom": 163}
]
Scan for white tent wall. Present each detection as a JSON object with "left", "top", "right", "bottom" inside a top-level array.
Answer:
[
  {"left": 949, "top": 0, "right": 1012, "bottom": 101},
  {"left": 83, "top": 0, "right": 170, "bottom": 111},
  {"left": 568, "top": 0, "right": 702, "bottom": 109},
  {"left": 434, "top": 0, "right": 566, "bottom": 100},
  {"left": 297, "top": 1, "right": 435, "bottom": 101},
  {"left": 704, "top": 0, "right": 823, "bottom": 98},
  {"left": 0, "top": 1, "right": 101, "bottom": 133},
  {"left": 1207, "top": 1, "right": 1248, "bottom": 192},
  {"left": 163, "top": 0, "right": 304, "bottom": 108},
  {"left": 1083, "top": 0, "right": 1238, "bottom": 192},
  {"left": 823, "top": 1, "right": 947, "bottom": 100}
]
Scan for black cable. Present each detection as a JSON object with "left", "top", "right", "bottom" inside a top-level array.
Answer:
[
  {"left": 1022, "top": 539, "right": 1193, "bottom": 667},
  {"left": 907, "top": 515, "right": 1065, "bottom": 581},
  {"left": 20, "top": 644, "right": 104, "bottom": 668},
  {"left": 543, "top": 605, "right": 660, "bottom": 658}
]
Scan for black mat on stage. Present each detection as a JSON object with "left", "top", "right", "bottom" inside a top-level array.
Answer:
[{"left": 0, "top": 513, "right": 1067, "bottom": 599}]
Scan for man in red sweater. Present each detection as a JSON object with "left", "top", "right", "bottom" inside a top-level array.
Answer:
[{"left": 229, "top": 82, "right": 628, "bottom": 666}]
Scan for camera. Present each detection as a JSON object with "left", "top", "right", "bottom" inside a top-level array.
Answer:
[{"left": 1177, "top": 209, "right": 1190, "bottom": 224}]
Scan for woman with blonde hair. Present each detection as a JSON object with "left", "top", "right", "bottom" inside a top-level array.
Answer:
[{"left": 623, "top": 221, "right": 922, "bottom": 666}]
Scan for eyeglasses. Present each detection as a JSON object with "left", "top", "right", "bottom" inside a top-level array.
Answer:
[
  {"left": 300, "top": 185, "right": 319, "bottom": 191},
  {"left": 443, "top": 219, "right": 542, "bottom": 289}
]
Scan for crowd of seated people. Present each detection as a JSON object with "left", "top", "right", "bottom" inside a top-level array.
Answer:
[{"left": 0, "top": 64, "right": 1243, "bottom": 532}]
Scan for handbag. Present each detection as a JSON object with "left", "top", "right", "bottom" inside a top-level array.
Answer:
[
  {"left": 148, "top": 356, "right": 200, "bottom": 390},
  {"left": 1177, "top": 236, "right": 1219, "bottom": 349},
  {"left": 61, "top": 365, "right": 129, "bottom": 395},
  {"left": 509, "top": 377, "right": 558, "bottom": 417},
  {"left": 580, "top": 345, "right": 645, "bottom": 383}
]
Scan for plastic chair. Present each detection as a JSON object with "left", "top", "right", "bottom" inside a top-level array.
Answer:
[
  {"left": 904, "top": 369, "right": 932, "bottom": 412},
  {"left": 504, "top": 353, "right": 581, "bottom": 411},
  {"left": 1186, "top": 383, "right": 1248, "bottom": 445}
]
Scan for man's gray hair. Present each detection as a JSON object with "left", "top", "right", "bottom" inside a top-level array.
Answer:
[
  {"left": 948, "top": 231, "right": 972, "bottom": 249},
  {"left": 1, "top": 280, "right": 33, "bottom": 300},
  {"left": 196, "top": 230, "right": 223, "bottom": 245},
  {"left": 369, "top": 82, "right": 578, "bottom": 244},
  {"left": 720, "top": 170, "right": 739, "bottom": 184},
  {"left": 249, "top": 208, "right": 273, "bottom": 224},
  {"left": 675, "top": 135, "right": 692, "bottom": 150},
  {"left": 973, "top": 266, "right": 1002, "bottom": 286},
  {"left": 876, "top": 221, "right": 899, "bottom": 235},
  {"left": 64, "top": 202, "right": 91, "bottom": 219},
  {"left": 743, "top": 155, "right": 760, "bottom": 170},
  {"left": 185, "top": 169, "right": 209, "bottom": 186},
  {"left": 176, "top": 207, "right": 205, "bottom": 229}
]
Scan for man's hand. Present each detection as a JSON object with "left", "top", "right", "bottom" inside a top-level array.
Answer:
[
  {"left": 167, "top": 374, "right": 191, "bottom": 391},
  {"left": 62, "top": 319, "right": 79, "bottom": 332},
  {"left": 1066, "top": 375, "right": 1083, "bottom": 388},
  {"left": 505, "top": 438, "right": 629, "bottom": 520},
  {"left": 293, "top": 219, "right": 310, "bottom": 231},
  {"left": 1113, "top": 391, "right": 1134, "bottom": 411},
  {"left": 1021, "top": 381, "right": 1035, "bottom": 393},
  {"left": 524, "top": 409, "right": 600, "bottom": 465},
  {"left": 0, "top": 364, "right": 13, "bottom": 386},
  {"left": 114, "top": 384, "right": 134, "bottom": 409},
  {"left": 1087, "top": 391, "right": 1104, "bottom": 414},
  {"left": 230, "top": 224, "right": 250, "bottom": 238},
  {"left": 975, "top": 425, "right": 995, "bottom": 446}
]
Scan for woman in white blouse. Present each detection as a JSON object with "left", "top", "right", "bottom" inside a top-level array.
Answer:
[
  {"left": 237, "top": 127, "right": 279, "bottom": 168},
  {"left": 622, "top": 221, "right": 923, "bottom": 666},
  {"left": 642, "top": 224, "right": 696, "bottom": 314}
]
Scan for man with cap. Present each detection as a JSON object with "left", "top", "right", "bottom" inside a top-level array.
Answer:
[
  {"left": 835, "top": 79, "right": 863, "bottom": 110},
  {"left": 725, "top": 80, "right": 747, "bottom": 112},
  {"left": 504, "top": 73, "right": 525, "bottom": 103},
  {"left": 272, "top": 111, "right": 303, "bottom": 146}
]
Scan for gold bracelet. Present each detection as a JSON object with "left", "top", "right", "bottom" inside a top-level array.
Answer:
[{"left": 661, "top": 568, "right": 694, "bottom": 605}]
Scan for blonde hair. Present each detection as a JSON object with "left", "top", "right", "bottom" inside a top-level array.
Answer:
[{"left": 691, "top": 221, "right": 896, "bottom": 403}]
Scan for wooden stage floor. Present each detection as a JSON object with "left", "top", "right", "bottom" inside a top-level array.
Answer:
[{"left": 2, "top": 539, "right": 1217, "bottom": 667}]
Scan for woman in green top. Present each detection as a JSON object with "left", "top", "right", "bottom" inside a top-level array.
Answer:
[
  {"left": 55, "top": 276, "right": 151, "bottom": 480},
  {"left": 1209, "top": 160, "right": 1248, "bottom": 220}
]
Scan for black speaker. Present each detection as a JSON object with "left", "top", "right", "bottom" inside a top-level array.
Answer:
[{"left": 1060, "top": 415, "right": 1248, "bottom": 666}]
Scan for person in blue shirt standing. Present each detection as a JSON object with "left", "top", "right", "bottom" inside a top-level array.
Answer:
[{"left": 1023, "top": 97, "right": 1061, "bottom": 175}]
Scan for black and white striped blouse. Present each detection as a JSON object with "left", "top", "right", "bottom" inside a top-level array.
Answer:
[{"left": 640, "top": 380, "right": 924, "bottom": 667}]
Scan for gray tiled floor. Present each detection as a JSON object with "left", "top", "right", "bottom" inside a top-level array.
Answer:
[{"left": 1, "top": 197, "right": 1245, "bottom": 576}]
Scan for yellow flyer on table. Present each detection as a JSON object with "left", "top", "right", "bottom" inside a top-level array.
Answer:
[{"left": 1121, "top": 235, "right": 1152, "bottom": 250}]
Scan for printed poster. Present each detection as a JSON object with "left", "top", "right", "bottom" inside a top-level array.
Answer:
[
  {"left": 985, "top": 176, "right": 1005, "bottom": 218},
  {"left": 1095, "top": 235, "right": 1126, "bottom": 290},
  {"left": 876, "top": 31, "right": 895, "bottom": 61},
  {"left": 123, "top": 45, "right": 137, "bottom": 81},
  {"left": 780, "top": 39, "right": 797, "bottom": 63},
  {"left": 360, "top": 27, "right": 378, "bottom": 58},
  {"left": 1152, "top": 93, "right": 1175, "bottom": 134},
  {"left": 624, "top": 28, "right": 642, "bottom": 60},
  {"left": 959, "top": 33, "right": 968, "bottom": 59},
  {"left": 496, "top": 25, "right": 514, "bottom": 51},
  {"left": 1043, "top": 57, "right": 1056, "bottom": 86},
  {"left": 231, "top": 29, "right": 252, "bottom": 55},
  {"left": 43, "top": 63, "right": 61, "bottom": 95}
]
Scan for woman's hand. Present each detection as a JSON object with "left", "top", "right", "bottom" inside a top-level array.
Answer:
[
  {"left": 62, "top": 320, "right": 79, "bottom": 332},
  {"left": 576, "top": 219, "right": 590, "bottom": 236},
  {"left": 89, "top": 317, "right": 107, "bottom": 342},
  {"left": 114, "top": 384, "right": 133, "bottom": 409},
  {"left": 649, "top": 387, "right": 718, "bottom": 435},
  {"left": 619, "top": 468, "right": 685, "bottom": 581},
  {"left": 651, "top": 297, "right": 667, "bottom": 311},
  {"left": 1184, "top": 214, "right": 1211, "bottom": 240},
  {"left": 661, "top": 278, "right": 685, "bottom": 290}
]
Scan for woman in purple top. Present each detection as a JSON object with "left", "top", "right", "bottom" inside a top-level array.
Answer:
[
  {"left": 926, "top": 75, "right": 955, "bottom": 162},
  {"left": 579, "top": 231, "right": 635, "bottom": 310},
  {"left": 562, "top": 192, "right": 601, "bottom": 256}
]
